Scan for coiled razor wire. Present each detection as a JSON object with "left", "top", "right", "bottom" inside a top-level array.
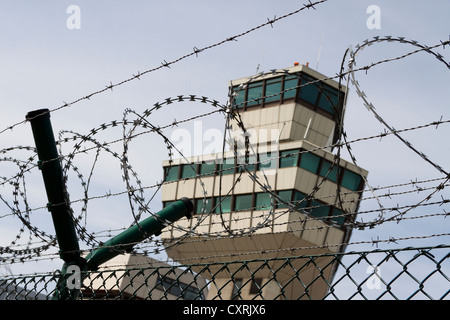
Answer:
[
  {"left": 0, "top": 35, "right": 449, "bottom": 265},
  {"left": 343, "top": 36, "right": 450, "bottom": 230}
]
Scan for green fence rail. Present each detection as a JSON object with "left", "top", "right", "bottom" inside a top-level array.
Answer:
[{"left": 1, "top": 245, "right": 448, "bottom": 300}]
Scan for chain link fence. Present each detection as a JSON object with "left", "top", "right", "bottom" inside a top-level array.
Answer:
[{"left": 1, "top": 244, "right": 448, "bottom": 300}]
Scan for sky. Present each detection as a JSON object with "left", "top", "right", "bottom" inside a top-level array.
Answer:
[{"left": 0, "top": 1, "right": 449, "bottom": 299}]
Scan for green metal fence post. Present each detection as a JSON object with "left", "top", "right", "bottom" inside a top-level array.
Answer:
[
  {"left": 85, "top": 198, "right": 193, "bottom": 270},
  {"left": 27, "top": 109, "right": 86, "bottom": 300},
  {"left": 26, "top": 109, "right": 81, "bottom": 264}
]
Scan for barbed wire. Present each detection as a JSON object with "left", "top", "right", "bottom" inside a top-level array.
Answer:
[
  {"left": 1, "top": 174, "right": 448, "bottom": 252},
  {"left": 0, "top": 5, "right": 448, "bottom": 269},
  {"left": 1, "top": 107, "right": 448, "bottom": 264},
  {"left": 2, "top": 229, "right": 449, "bottom": 269},
  {"left": 0, "top": 0, "right": 329, "bottom": 136},
  {"left": 342, "top": 36, "right": 450, "bottom": 233},
  {"left": 1, "top": 83, "right": 449, "bottom": 263}
]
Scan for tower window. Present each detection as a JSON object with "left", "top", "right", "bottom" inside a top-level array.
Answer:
[
  {"left": 229, "top": 71, "right": 343, "bottom": 120},
  {"left": 265, "top": 78, "right": 282, "bottom": 103},
  {"left": 283, "top": 75, "right": 299, "bottom": 100},
  {"left": 163, "top": 165, "right": 179, "bottom": 181},
  {"left": 318, "top": 85, "right": 340, "bottom": 114},
  {"left": 247, "top": 81, "right": 263, "bottom": 106},
  {"left": 277, "top": 190, "right": 293, "bottom": 208},
  {"left": 181, "top": 164, "right": 197, "bottom": 179},
  {"left": 279, "top": 149, "right": 299, "bottom": 168},
  {"left": 309, "top": 200, "right": 331, "bottom": 218},
  {"left": 341, "top": 169, "right": 363, "bottom": 191},
  {"left": 331, "top": 208, "right": 345, "bottom": 225},
  {"left": 195, "top": 198, "right": 212, "bottom": 215},
  {"left": 237, "top": 155, "right": 257, "bottom": 173},
  {"left": 232, "top": 85, "right": 245, "bottom": 108},
  {"left": 234, "top": 194, "right": 253, "bottom": 211},
  {"left": 214, "top": 196, "right": 232, "bottom": 213},
  {"left": 293, "top": 191, "right": 307, "bottom": 209},
  {"left": 298, "top": 75, "right": 320, "bottom": 105},
  {"left": 218, "top": 159, "right": 235, "bottom": 175},
  {"left": 255, "top": 192, "right": 272, "bottom": 210},
  {"left": 319, "top": 160, "right": 339, "bottom": 183},
  {"left": 300, "top": 151, "right": 321, "bottom": 173},
  {"left": 200, "top": 161, "right": 216, "bottom": 177},
  {"left": 257, "top": 152, "right": 277, "bottom": 171}
]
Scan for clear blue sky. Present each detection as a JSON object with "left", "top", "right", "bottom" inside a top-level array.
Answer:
[{"left": 0, "top": 1, "right": 449, "bottom": 294}]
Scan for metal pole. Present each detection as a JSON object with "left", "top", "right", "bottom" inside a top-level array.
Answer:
[
  {"left": 85, "top": 198, "right": 193, "bottom": 270},
  {"left": 56, "top": 198, "right": 193, "bottom": 300},
  {"left": 26, "top": 109, "right": 81, "bottom": 264}
]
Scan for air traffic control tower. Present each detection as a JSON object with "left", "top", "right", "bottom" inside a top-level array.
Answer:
[{"left": 160, "top": 63, "right": 368, "bottom": 299}]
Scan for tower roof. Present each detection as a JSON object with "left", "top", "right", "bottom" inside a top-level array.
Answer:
[{"left": 229, "top": 63, "right": 347, "bottom": 93}]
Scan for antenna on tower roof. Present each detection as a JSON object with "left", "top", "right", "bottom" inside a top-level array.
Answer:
[
  {"left": 256, "top": 49, "right": 266, "bottom": 74},
  {"left": 316, "top": 32, "right": 325, "bottom": 71}
]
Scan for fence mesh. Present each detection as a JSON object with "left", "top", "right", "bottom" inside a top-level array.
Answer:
[{"left": 1, "top": 244, "right": 448, "bottom": 300}]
